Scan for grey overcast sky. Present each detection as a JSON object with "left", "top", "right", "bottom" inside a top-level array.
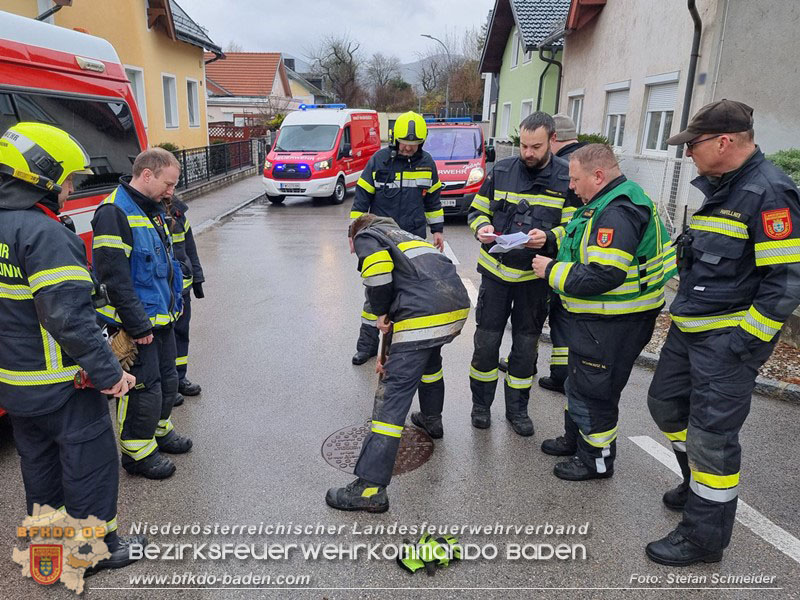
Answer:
[{"left": 180, "top": 0, "right": 494, "bottom": 64}]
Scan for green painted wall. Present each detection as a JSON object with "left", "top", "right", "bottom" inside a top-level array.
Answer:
[{"left": 494, "top": 26, "right": 562, "bottom": 139}]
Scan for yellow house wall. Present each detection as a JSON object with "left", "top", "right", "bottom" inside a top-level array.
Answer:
[{"left": 5, "top": 1, "right": 209, "bottom": 148}]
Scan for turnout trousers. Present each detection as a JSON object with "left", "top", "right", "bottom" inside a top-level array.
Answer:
[
  {"left": 355, "top": 345, "right": 444, "bottom": 486},
  {"left": 565, "top": 312, "right": 657, "bottom": 473},
  {"left": 10, "top": 388, "right": 119, "bottom": 535},
  {"left": 174, "top": 292, "right": 191, "bottom": 382},
  {"left": 116, "top": 326, "right": 179, "bottom": 468},
  {"left": 547, "top": 292, "right": 570, "bottom": 384},
  {"left": 356, "top": 291, "right": 380, "bottom": 355},
  {"left": 469, "top": 276, "right": 548, "bottom": 419},
  {"left": 647, "top": 323, "right": 775, "bottom": 551}
]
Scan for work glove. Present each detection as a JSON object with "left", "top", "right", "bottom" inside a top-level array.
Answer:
[{"left": 192, "top": 282, "right": 205, "bottom": 299}]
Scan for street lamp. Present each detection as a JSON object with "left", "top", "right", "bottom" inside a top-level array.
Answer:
[{"left": 421, "top": 33, "right": 451, "bottom": 118}]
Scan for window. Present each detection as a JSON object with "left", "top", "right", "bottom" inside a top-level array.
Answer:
[
  {"left": 511, "top": 31, "right": 520, "bottom": 68},
  {"left": 604, "top": 89, "right": 629, "bottom": 147},
  {"left": 124, "top": 66, "right": 147, "bottom": 127},
  {"left": 520, "top": 100, "right": 533, "bottom": 122},
  {"left": 642, "top": 82, "right": 678, "bottom": 152},
  {"left": 0, "top": 90, "right": 142, "bottom": 193},
  {"left": 162, "top": 74, "right": 178, "bottom": 128},
  {"left": 500, "top": 102, "right": 512, "bottom": 139},
  {"left": 568, "top": 96, "right": 583, "bottom": 134},
  {"left": 186, "top": 78, "right": 200, "bottom": 127}
]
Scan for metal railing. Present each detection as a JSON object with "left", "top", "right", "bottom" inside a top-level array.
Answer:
[{"left": 172, "top": 138, "right": 271, "bottom": 190}]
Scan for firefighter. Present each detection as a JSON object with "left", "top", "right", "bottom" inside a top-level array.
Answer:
[
  {"left": 533, "top": 144, "right": 677, "bottom": 478},
  {"left": 645, "top": 100, "right": 800, "bottom": 566},
  {"left": 349, "top": 111, "right": 444, "bottom": 366},
  {"left": 467, "top": 112, "right": 580, "bottom": 436},
  {"left": 326, "top": 214, "right": 469, "bottom": 512},
  {"left": 0, "top": 122, "right": 146, "bottom": 572},
  {"left": 92, "top": 148, "right": 191, "bottom": 480},
  {"left": 167, "top": 195, "right": 205, "bottom": 406}
]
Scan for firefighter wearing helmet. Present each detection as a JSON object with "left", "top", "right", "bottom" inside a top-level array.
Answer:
[
  {"left": 0, "top": 122, "right": 146, "bottom": 574},
  {"left": 349, "top": 112, "right": 445, "bottom": 379}
]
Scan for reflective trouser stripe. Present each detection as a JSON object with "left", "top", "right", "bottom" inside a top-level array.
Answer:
[
  {"left": 155, "top": 418, "right": 174, "bottom": 437},
  {"left": 119, "top": 437, "right": 158, "bottom": 461},
  {"left": 470, "top": 366, "right": 498, "bottom": 382},
  {"left": 662, "top": 428, "right": 687, "bottom": 452},
  {"left": 550, "top": 347, "right": 568, "bottom": 366},
  {"left": 106, "top": 515, "right": 118, "bottom": 534},
  {"left": 421, "top": 369, "right": 443, "bottom": 384},
  {"left": 175, "top": 355, "right": 188, "bottom": 366},
  {"left": 27, "top": 505, "right": 67, "bottom": 524},
  {"left": 690, "top": 470, "right": 739, "bottom": 502},
  {"left": 580, "top": 426, "right": 618, "bottom": 448},
  {"left": 505, "top": 372, "right": 533, "bottom": 389},
  {"left": 371, "top": 420, "right": 403, "bottom": 438}
]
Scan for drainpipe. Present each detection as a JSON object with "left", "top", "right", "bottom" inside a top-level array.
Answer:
[
  {"left": 36, "top": 3, "right": 66, "bottom": 21},
  {"left": 536, "top": 60, "right": 552, "bottom": 111},
  {"left": 205, "top": 53, "right": 225, "bottom": 65},
  {"left": 667, "top": 0, "right": 702, "bottom": 230},
  {"left": 537, "top": 46, "right": 563, "bottom": 113}
]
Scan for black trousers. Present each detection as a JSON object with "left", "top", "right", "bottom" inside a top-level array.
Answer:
[
  {"left": 356, "top": 292, "right": 380, "bottom": 355},
  {"left": 547, "top": 293, "right": 569, "bottom": 384},
  {"left": 10, "top": 388, "right": 119, "bottom": 534},
  {"left": 469, "top": 276, "right": 548, "bottom": 417},
  {"left": 355, "top": 345, "right": 444, "bottom": 486},
  {"left": 116, "top": 326, "right": 178, "bottom": 466},
  {"left": 174, "top": 292, "right": 191, "bottom": 381},
  {"left": 648, "top": 324, "right": 775, "bottom": 551},
  {"left": 564, "top": 312, "right": 656, "bottom": 473}
]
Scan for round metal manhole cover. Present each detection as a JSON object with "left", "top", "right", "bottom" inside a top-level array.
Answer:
[{"left": 322, "top": 422, "right": 434, "bottom": 475}]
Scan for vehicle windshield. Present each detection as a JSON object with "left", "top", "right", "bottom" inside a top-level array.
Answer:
[
  {"left": 274, "top": 125, "right": 340, "bottom": 152},
  {"left": 424, "top": 127, "right": 482, "bottom": 160}
]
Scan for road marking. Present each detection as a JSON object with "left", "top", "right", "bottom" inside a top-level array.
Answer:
[
  {"left": 629, "top": 435, "right": 800, "bottom": 565},
  {"left": 443, "top": 241, "right": 459, "bottom": 264},
  {"left": 461, "top": 277, "right": 479, "bottom": 307}
]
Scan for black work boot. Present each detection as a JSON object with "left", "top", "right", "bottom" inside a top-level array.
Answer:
[
  {"left": 645, "top": 529, "right": 723, "bottom": 566},
  {"left": 352, "top": 351, "right": 376, "bottom": 365},
  {"left": 326, "top": 478, "right": 389, "bottom": 513},
  {"left": 541, "top": 435, "right": 577, "bottom": 456},
  {"left": 123, "top": 452, "right": 176, "bottom": 480},
  {"left": 178, "top": 378, "right": 201, "bottom": 396},
  {"left": 157, "top": 431, "right": 193, "bottom": 454},
  {"left": 663, "top": 451, "right": 691, "bottom": 511},
  {"left": 554, "top": 455, "right": 613, "bottom": 481},
  {"left": 506, "top": 412, "right": 534, "bottom": 437},
  {"left": 410, "top": 411, "right": 443, "bottom": 439},
  {"left": 471, "top": 406, "right": 491, "bottom": 429},
  {"left": 538, "top": 376, "right": 565, "bottom": 394},
  {"left": 84, "top": 533, "right": 148, "bottom": 577},
  {"left": 172, "top": 393, "right": 185, "bottom": 407}
]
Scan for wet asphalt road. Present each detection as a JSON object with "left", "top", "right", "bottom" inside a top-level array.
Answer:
[{"left": 1, "top": 188, "right": 799, "bottom": 599}]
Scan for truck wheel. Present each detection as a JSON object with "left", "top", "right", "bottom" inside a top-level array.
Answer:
[
  {"left": 266, "top": 194, "right": 285, "bottom": 204},
  {"left": 328, "top": 177, "right": 346, "bottom": 205}
]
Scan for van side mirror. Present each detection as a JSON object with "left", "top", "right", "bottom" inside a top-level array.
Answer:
[
  {"left": 340, "top": 143, "right": 351, "bottom": 158},
  {"left": 485, "top": 144, "right": 496, "bottom": 163}
]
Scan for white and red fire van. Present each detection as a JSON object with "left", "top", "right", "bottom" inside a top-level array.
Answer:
[
  {"left": 262, "top": 105, "right": 380, "bottom": 205},
  {"left": 423, "top": 118, "right": 495, "bottom": 216}
]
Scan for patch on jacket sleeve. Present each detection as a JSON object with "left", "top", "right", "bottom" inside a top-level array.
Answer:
[
  {"left": 761, "top": 208, "right": 792, "bottom": 240},
  {"left": 596, "top": 227, "right": 614, "bottom": 247}
]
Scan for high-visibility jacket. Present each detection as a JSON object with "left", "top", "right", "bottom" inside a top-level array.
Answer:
[
  {"left": 92, "top": 181, "right": 183, "bottom": 335},
  {"left": 467, "top": 154, "right": 580, "bottom": 284},
  {"left": 0, "top": 181, "right": 122, "bottom": 416},
  {"left": 546, "top": 177, "right": 677, "bottom": 315},
  {"left": 350, "top": 146, "right": 443, "bottom": 239},
  {"left": 354, "top": 217, "right": 469, "bottom": 352},
  {"left": 669, "top": 149, "right": 800, "bottom": 358}
]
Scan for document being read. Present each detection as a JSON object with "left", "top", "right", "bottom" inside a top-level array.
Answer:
[{"left": 487, "top": 231, "right": 530, "bottom": 254}]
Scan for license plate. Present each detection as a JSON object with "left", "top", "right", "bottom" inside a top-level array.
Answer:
[
  {"left": 441, "top": 198, "right": 457, "bottom": 207},
  {"left": 279, "top": 184, "right": 303, "bottom": 192}
]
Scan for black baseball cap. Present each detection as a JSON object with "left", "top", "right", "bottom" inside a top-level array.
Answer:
[{"left": 667, "top": 99, "right": 754, "bottom": 145}]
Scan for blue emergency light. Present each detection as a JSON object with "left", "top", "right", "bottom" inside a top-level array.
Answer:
[
  {"left": 298, "top": 103, "right": 347, "bottom": 110},
  {"left": 424, "top": 117, "right": 473, "bottom": 123}
]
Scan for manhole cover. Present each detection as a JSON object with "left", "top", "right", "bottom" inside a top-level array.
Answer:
[{"left": 322, "top": 422, "right": 434, "bottom": 475}]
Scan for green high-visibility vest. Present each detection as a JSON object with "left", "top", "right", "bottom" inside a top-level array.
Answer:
[{"left": 554, "top": 179, "right": 677, "bottom": 315}]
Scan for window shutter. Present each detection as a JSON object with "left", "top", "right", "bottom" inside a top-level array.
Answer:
[
  {"left": 647, "top": 82, "right": 678, "bottom": 112},
  {"left": 606, "top": 90, "right": 629, "bottom": 115}
]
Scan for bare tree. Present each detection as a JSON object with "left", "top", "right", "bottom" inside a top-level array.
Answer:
[
  {"left": 419, "top": 58, "right": 444, "bottom": 93},
  {"left": 308, "top": 34, "right": 364, "bottom": 107},
  {"left": 225, "top": 40, "right": 244, "bottom": 53},
  {"left": 366, "top": 53, "right": 401, "bottom": 88}
]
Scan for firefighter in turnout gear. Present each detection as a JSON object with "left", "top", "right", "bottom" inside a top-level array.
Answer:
[
  {"left": 167, "top": 196, "right": 205, "bottom": 406},
  {"left": 0, "top": 122, "right": 146, "bottom": 573},
  {"left": 533, "top": 144, "right": 677, "bottom": 479},
  {"left": 467, "top": 112, "right": 580, "bottom": 436},
  {"left": 92, "top": 148, "right": 190, "bottom": 480},
  {"left": 349, "top": 111, "right": 445, "bottom": 366},
  {"left": 645, "top": 100, "right": 800, "bottom": 566},
  {"left": 326, "top": 214, "right": 469, "bottom": 512}
]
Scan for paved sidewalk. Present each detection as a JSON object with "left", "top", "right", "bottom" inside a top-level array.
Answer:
[{"left": 180, "top": 174, "right": 265, "bottom": 231}]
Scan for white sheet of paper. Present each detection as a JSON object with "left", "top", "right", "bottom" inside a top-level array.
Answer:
[{"left": 488, "top": 231, "right": 530, "bottom": 253}]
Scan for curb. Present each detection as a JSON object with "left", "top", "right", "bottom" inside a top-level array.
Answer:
[
  {"left": 193, "top": 193, "right": 265, "bottom": 236},
  {"left": 538, "top": 331, "right": 800, "bottom": 405}
]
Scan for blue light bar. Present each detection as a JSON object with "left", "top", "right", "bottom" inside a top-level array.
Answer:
[
  {"left": 298, "top": 103, "right": 347, "bottom": 111},
  {"left": 424, "top": 117, "right": 473, "bottom": 123}
]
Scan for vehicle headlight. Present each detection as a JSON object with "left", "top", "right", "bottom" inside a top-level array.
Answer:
[
  {"left": 264, "top": 160, "right": 272, "bottom": 170},
  {"left": 314, "top": 159, "right": 332, "bottom": 171},
  {"left": 466, "top": 167, "right": 485, "bottom": 186}
]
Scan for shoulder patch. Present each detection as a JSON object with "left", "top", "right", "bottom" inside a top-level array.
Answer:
[
  {"left": 761, "top": 208, "right": 792, "bottom": 240},
  {"left": 597, "top": 227, "right": 614, "bottom": 247}
]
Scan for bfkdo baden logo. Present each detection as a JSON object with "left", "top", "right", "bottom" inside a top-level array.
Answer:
[{"left": 30, "top": 544, "right": 63, "bottom": 585}]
